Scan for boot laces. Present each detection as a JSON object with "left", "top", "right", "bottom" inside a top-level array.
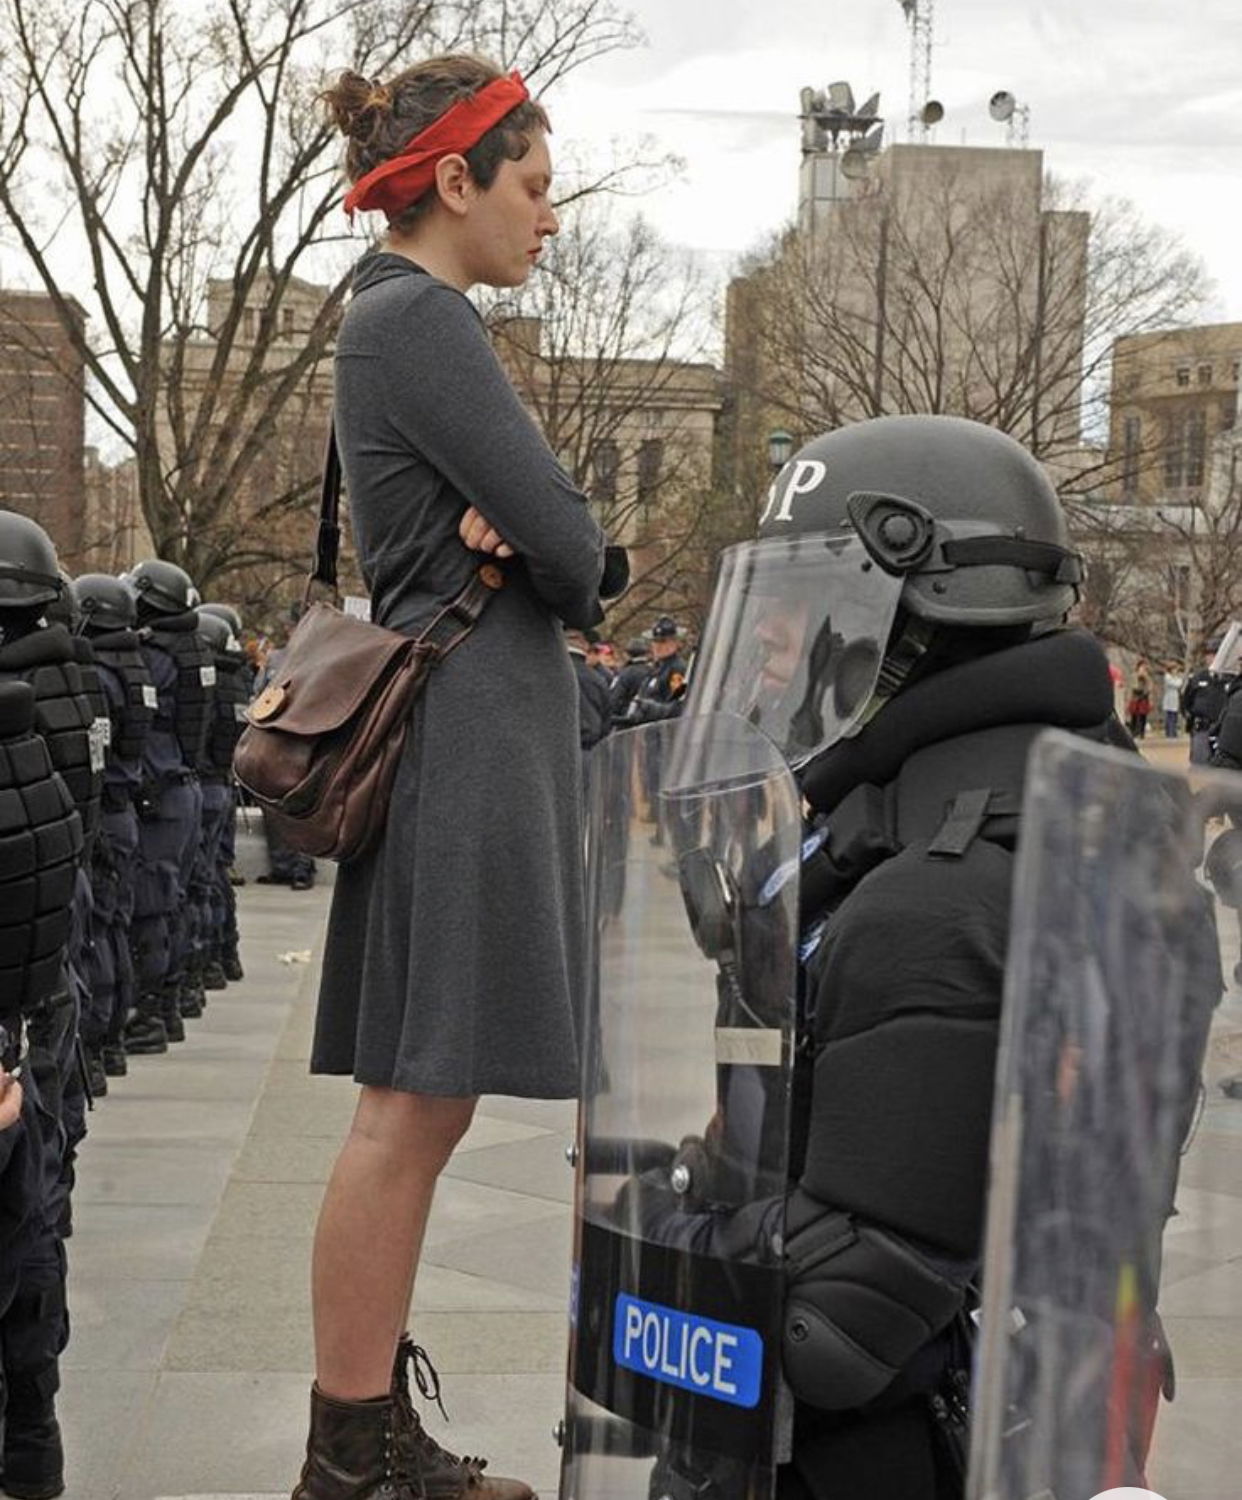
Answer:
[{"left": 391, "top": 1336, "right": 490, "bottom": 1492}]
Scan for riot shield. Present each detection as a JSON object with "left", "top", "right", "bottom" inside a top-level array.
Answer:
[
  {"left": 969, "top": 730, "right": 1242, "bottom": 1500},
  {"left": 560, "top": 714, "right": 801, "bottom": 1500}
]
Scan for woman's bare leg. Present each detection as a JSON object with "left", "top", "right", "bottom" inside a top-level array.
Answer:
[{"left": 311, "top": 1085, "right": 477, "bottom": 1400}]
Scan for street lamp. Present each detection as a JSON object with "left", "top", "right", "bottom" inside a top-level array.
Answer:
[{"left": 768, "top": 429, "right": 795, "bottom": 473}]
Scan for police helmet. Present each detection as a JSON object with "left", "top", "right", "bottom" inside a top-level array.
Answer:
[
  {"left": 757, "top": 415, "right": 1081, "bottom": 626},
  {"left": 126, "top": 558, "right": 196, "bottom": 617},
  {"left": 687, "top": 416, "right": 1082, "bottom": 767},
  {"left": 73, "top": 574, "right": 138, "bottom": 632},
  {"left": 0, "top": 510, "right": 64, "bottom": 610},
  {"left": 650, "top": 615, "right": 680, "bottom": 640},
  {"left": 196, "top": 610, "right": 233, "bottom": 654},
  {"left": 43, "top": 570, "right": 82, "bottom": 631},
  {"left": 199, "top": 602, "right": 243, "bottom": 637}
]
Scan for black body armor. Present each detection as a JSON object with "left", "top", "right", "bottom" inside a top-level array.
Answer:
[
  {"left": 208, "top": 653, "right": 253, "bottom": 777},
  {"left": 0, "top": 680, "right": 84, "bottom": 1016},
  {"left": 144, "top": 611, "right": 217, "bottom": 772},
  {"left": 0, "top": 622, "right": 101, "bottom": 854},
  {"left": 88, "top": 628, "right": 157, "bottom": 767}
]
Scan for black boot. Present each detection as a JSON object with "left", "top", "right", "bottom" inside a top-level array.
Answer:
[
  {"left": 202, "top": 960, "right": 228, "bottom": 990},
  {"left": 122, "top": 1007, "right": 168, "bottom": 1056},
  {"left": 101, "top": 1043, "right": 128, "bottom": 1077},
  {"left": 84, "top": 1046, "right": 108, "bottom": 1099},
  {"left": 2, "top": 1393, "right": 65, "bottom": 1500},
  {"left": 222, "top": 949, "right": 244, "bottom": 982},
  {"left": 161, "top": 986, "right": 186, "bottom": 1043}
]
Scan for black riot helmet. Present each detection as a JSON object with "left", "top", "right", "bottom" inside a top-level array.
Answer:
[
  {"left": 73, "top": 573, "right": 138, "bottom": 632},
  {"left": 686, "top": 416, "right": 1082, "bottom": 768},
  {"left": 0, "top": 509, "right": 64, "bottom": 611},
  {"left": 196, "top": 610, "right": 233, "bottom": 654},
  {"left": 43, "top": 570, "right": 82, "bottom": 631},
  {"left": 199, "top": 601, "right": 243, "bottom": 637},
  {"left": 126, "top": 558, "right": 197, "bottom": 619}
]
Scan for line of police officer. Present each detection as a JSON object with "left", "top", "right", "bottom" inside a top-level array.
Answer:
[{"left": 0, "top": 509, "right": 253, "bottom": 1499}]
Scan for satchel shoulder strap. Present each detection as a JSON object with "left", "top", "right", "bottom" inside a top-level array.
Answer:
[{"left": 307, "top": 418, "right": 503, "bottom": 657}]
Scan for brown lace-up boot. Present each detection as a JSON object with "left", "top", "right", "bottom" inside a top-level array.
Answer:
[
  {"left": 389, "top": 1336, "right": 534, "bottom": 1500},
  {"left": 290, "top": 1341, "right": 533, "bottom": 1500}
]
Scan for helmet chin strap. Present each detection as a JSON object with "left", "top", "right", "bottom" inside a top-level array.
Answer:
[{"left": 844, "top": 614, "right": 937, "bottom": 737}]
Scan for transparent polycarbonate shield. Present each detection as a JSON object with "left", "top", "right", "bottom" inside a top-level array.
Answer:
[
  {"left": 969, "top": 730, "right": 1242, "bottom": 1500},
  {"left": 560, "top": 714, "right": 801, "bottom": 1500},
  {"left": 684, "top": 533, "right": 905, "bottom": 770}
]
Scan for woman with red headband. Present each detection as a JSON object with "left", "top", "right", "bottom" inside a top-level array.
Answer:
[{"left": 293, "top": 56, "right": 625, "bottom": 1500}]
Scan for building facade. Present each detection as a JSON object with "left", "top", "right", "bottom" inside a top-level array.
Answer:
[
  {"left": 723, "top": 112, "right": 1091, "bottom": 520},
  {"left": 1107, "top": 322, "right": 1242, "bottom": 504},
  {"left": 0, "top": 289, "right": 87, "bottom": 566},
  {"left": 492, "top": 314, "right": 725, "bottom": 631}
]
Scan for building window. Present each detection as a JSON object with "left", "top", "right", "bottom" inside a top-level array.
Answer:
[
  {"left": 242, "top": 308, "right": 256, "bottom": 340},
  {"left": 1175, "top": 366, "right": 1190, "bottom": 388},
  {"left": 590, "top": 439, "right": 618, "bottom": 506},
  {"left": 637, "top": 439, "right": 664, "bottom": 508},
  {"left": 1186, "top": 408, "right": 1207, "bottom": 487},
  {"left": 1164, "top": 415, "right": 1185, "bottom": 489},
  {"left": 282, "top": 307, "right": 295, "bottom": 337},
  {"left": 1233, "top": 360, "right": 1241, "bottom": 382},
  {"left": 1121, "top": 415, "right": 1141, "bottom": 497},
  {"left": 1198, "top": 363, "right": 1213, "bottom": 386},
  {"left": 1223, "top": 399, "right": 1238, "bottom": 432}
]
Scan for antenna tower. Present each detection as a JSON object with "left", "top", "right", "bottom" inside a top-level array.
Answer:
[{"left": 899, "top": 0, "right": 936, "bottom": 142}]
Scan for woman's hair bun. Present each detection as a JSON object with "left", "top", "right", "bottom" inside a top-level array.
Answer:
[{"left": 322, "top": 70, "right": 393, "bottom": 141}]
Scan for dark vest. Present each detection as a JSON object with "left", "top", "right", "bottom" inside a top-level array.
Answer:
[
  {"left": 70, "top": 637, "right": 114, "bottom": 787},
  {"left": 207, "top": 653, "right": 253, "bottom": 776},
  {"left": 144, "top": 612, "right": 217, "bottom": 772},
  {"left": 0, "top": 621, "right": 100, "bottom": 856},
  {"left": 0, "top": 680, "right": 84, "bottom": 1019},
  {"left": 89, "top": 628, "right": 157, "bottom": 767}
]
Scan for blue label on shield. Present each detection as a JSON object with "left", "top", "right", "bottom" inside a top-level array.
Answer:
[{"left": 613, "top": 1293, "right": 764, "bottom": 1409}]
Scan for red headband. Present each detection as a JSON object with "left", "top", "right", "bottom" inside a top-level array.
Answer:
[{"left": 343, "top": 71, "right": 531, "bottom": 222}]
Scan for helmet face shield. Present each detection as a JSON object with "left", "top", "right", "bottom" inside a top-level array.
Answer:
[{"left": 685, "top": 532, "right": 904, "bottom": 768}]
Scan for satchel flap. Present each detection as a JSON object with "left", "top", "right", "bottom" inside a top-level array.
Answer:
[{"left": 246, "top": 603, "right": 416, "bottom": 737}]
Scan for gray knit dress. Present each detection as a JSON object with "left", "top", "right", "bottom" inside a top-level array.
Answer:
[{"left": 311, "top": 253, "right": 607, "bottom": 1099}]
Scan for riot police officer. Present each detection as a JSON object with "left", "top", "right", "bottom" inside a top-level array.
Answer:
[
  {"left": 604, "top": 418, "right": 1154, "bottom": 1499},
  {"left": 124, "top": 559, "right": 214, "bottom": 1052},
  {"left": 198, "top": 602, "right": 251, "bottom": 985},
  {"left": 0, "top": 514, "right": 93, "bottom": 1500},
  {"left": 1183, "top": 648, "right": 1231, "bottom": 764},
  {"left": 192, "top": 609, "right": 247, "bottom": 992},
  {"left": 73, "top": 573, "right": 158, "bottom": 1082}
]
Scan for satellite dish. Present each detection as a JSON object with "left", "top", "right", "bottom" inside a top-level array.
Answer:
[
  {"left": 921, "top": 99, "right": 944, "bottom": 126},
  {"left": 858, "top": 92, "right": 881, "bottom": 121},
  {"left": 840, "top": 148, "right": 870, "bottom": 180},
  {"left": 860, "top": 123, "right": 884, "bottom": 153},
  {"left": 800, "top": 86, "right": 816, "bottom": 116},
  {"left": 989, "top": 90, "right": 1016, "bottom": 123}
]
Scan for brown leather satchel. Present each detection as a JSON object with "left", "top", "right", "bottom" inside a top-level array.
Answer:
[{"left": 232, "top": 425, "right": 503, "bottom": 862}]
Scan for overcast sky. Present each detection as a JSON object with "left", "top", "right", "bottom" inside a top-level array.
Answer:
[{"left": 551, "top": 0, "right": 1242, "bottom": 321}]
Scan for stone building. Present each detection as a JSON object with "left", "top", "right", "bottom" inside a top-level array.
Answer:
[
  {"left": 1107, "top": 322, "right": 1242, "bottom": 504},
  {"left": 0, "top": 289, "right": 87, "bottom": 565},
  {"left": 723, "top": 110, "right": 1091, "bottom": 520},
  {"left": 492, "top": 314, "right": 725, "bottom": 631}
]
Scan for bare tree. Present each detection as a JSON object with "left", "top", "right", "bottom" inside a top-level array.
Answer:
[
  {"left": 724, "top": 158, "right": 1209, "bottom": 501},
  {"left": 1067, "top": 431, "right": 1242, "bottom": 663},
  {"left": 487, "top": 199, "right": 725, "bottom": 634},
  {"left": 0, "top": 0, "right": 638, "bottom": 599}
]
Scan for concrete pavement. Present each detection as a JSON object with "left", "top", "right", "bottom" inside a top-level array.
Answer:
[
  {"left": 54, "top": 749, "right": 1242, "bottom": 1499},
  {"left": 59, "top": 874, "right": 577, "bottom": 1500}
]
